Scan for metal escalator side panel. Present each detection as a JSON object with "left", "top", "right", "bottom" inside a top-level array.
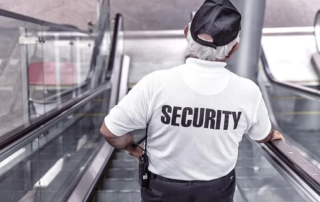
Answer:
[{"left": 257, "top": 58, "right": 320, "bottom": 201}]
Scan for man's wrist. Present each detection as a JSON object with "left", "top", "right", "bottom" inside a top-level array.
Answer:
[
  {"left": 125, "top": 142, "right": 136, "bottom": 154},
  {"left": 270, "top": 128, "right": 276, "bottom": 140}
]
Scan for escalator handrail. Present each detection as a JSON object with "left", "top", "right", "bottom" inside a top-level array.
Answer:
[
  {"left": 29, "top": 80, "right": 90, "bottom": 104},
  {"left": 0, "top": 8, "right": 103, "bottom": 106},
  {"left": 30, "top": 9, "right": 111, "bottom": 105},
  {"left": 29, "top": 6, "right": 112, "bottom": 105},
  {"left": 85, "top": 13, "right": 125, "bottom": 201},
  {"left": 260, "top": 48, "right": 320, "bottom": 98},
  {"left": 106, "top": 13, "right": 123, "bottom": 78},
  {"left": 260, "top": 47, "right": 320, "bottom": 193},
  {"left": 0, "top": 11, "right": 122, "bottom": 202},
  {"left": 67, "top": 13, "right": 125, "bottom": 202},
  {"left": 29, "top": 26, "right": 105, "bottom": 105},
  {"left": 0, "top": 9, "right": 90, "bottom": 34},
  {"left": 0, "top": 9, "right": 111, "bottom": 148},
  {"left": 266, "top": 141, "right": 320, "bottom": 194},
  {"left": 314, "top": 10, "right": 320, "bottom": 53},
  {"left": 0, "top": 10, "right": 114, "bottom": 151},
  {"left": 246, "top": 136, "right": 320, "bottom": 201},
  {"left": 0, "top": 82, "right": 110, "bottom": 152},
  {"left": 0, "top": 82, "right": 112, "bottom": 201}
]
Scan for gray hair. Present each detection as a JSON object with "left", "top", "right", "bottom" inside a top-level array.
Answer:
[{"left": 187, "top": 23, "right": 240, "bottom": 61}]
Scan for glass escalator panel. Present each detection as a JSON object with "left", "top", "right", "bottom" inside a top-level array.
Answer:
[
  {"left": 92, "top": 134, "right": 307, "bottom": 202},
  {"left": 265, "top": 83, "right": 320, "bottom": 168},
  {"left": 30, "top": 25, "right": 95, "bottom": 117},
  {"left": 0, "top": 16, "right": 44, "bottom": 139},
  {"left": 0, "top": 12, "right": 99, "bottom": 145},
  {"left": 0, "top": 88, "right": 110, "bottom": 202},
  {"left": 237, "top": 137, "right": 306, "bottom": 201}
]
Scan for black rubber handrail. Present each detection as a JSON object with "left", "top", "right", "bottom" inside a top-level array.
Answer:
[
  {"left": 0, "top": 12, "right": 122, "bottom": 202},
  {"left": 0, "top": 8, "right": 110, "bottom": 106},
  {"left": 260, "top": 47, "right": 320, "bottom": 192},
  {"left": 261, "top": 48, "right": 320, "bottom": 97},
  {"left": 30, "top": 81, "right": 90, "bottom": 104},
  {"left": 314, "top": 10, "right": 320, "bottom": 53},
  {"left": 0, "top": 9, "right": 89, "bottom": 34},
  {"left": 106, "top": 13, "right": 123, "bottom": 78},
  {"left": 0, "top": 85, "right": 104, "bottom": 151},
  {"left": 0, "top": 9, "right": 95, "bottom": 105},
  {"left": 266, "top": 141, "right": 320, "bottom": 195},
  {"left": 29, "top": 10, "right": 112, "bottom": 105},
  {"left": 83, "top": 14, "right": 124, "bottom": 202}
]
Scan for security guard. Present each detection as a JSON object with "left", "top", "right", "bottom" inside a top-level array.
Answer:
[{"left": 100, "top": 0, "right": 285, "bottom": 201}]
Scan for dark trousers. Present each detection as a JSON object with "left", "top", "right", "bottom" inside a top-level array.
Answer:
[{"left": 141, "top": 169, "right": 236, "bottom": 202}]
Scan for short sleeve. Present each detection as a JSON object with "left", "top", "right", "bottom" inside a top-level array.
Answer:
[
  {"left": 104, "top": 74, "right": 153, "bottom": 136},
  {"left": 246, "top": 97, "right": 272, "bottom": 141}
]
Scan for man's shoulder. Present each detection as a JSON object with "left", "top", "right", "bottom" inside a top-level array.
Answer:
[
  {"left": 230, "top": 73, "right": 260, "bottom": 95},
  {"left": 142, "top": 65, "right": 182, "bottom": 81}
]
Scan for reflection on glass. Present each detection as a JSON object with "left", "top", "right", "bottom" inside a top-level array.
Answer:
[
  {"left": 0, "top": 13, "right": 109, "bottom": 140},
  {"left": 0, "top": 17, "right": 44, "bottom": 137},
  {"left": 266, "top": 84, "right": 320, "bottom": 167},
  {"left": 41, "top": 30, "right": 75, "bottom": 110},
  {"left": 315, "top": 12, "right": 320, "bottom": 53},
  {"left": 236, "top": 137, "right": 305, "bottom": 201},
  {"left": 73, "top": 34, "right": 94, "bottom": 93},
  {"left": 0, "top": 137, "right": 41, "bottom": 202},
  {"left": 0, "top": 90, "right": 110, "bottom": 201},
  {"left": 29, "top": 28, "right": 99, "bottom": 116},
  {"left": 27, "top": 23, "right": 45, "bottom": 119}
]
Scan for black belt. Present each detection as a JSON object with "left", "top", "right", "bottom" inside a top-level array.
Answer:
[
  {"left": 150, "top": 172, "right": 191, "bottom": 183},
  {"left": 150, "top": 169, "right": 235, "bottom": 184}
]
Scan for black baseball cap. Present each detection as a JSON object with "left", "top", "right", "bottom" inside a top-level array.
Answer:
[{"left": 190, "top": 0, "right": 241, "bottom": 49}]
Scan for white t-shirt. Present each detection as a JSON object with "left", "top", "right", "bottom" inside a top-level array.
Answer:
[{"left": 105, "top": 58, "right": 271, "bottom": 181}]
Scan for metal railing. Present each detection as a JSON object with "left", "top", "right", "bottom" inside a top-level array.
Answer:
[
  {"left": 259, "top": 47, "right": 320, "bottom": 201},
  {"left": 0, "top": 7, "right": 111, "bottom": 148},
  {"left": 0, "top": 9, "right": 90, "bottom": 34},
  {"left": 67, "top": 13, "right": 127, "bottom": 202},
  {"left": 0, "top": 9, "right": 124, "bottom": 202},
  {"left": 315, "top": 10, "right": 320, "bottom": 53}
]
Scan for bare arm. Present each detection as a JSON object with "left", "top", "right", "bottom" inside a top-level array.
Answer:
[
  {"left": 100, "top": 122, "right": 144, "bottom": 157},
  {"left": 100, "top": 122, "right": 135, "bottom": 152}
]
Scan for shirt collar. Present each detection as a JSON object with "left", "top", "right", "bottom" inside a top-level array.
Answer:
[{"left": 185, "top": 58, "right": 228, "bottom": 72}]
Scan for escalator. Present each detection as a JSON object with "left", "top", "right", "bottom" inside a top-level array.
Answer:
[
  {"left": 1, "top": 5, "right": 320, "bottom": 202},
  {"left": 95, "top": 130, "right": 144, "bottom": 202},
  {"left": 86, "top": 14, "right": 320, "bottom": 202},
  {"left": 0, "top": 5, "right": 116, "bottom": 202}
]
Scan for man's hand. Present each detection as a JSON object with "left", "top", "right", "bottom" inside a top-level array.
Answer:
[
  {"left": 271, "top": 130, "right": 285, "bottom": 142},
  {"left": 126, "top": 145, "right": 144, "bottom": 158},
  {"left": 256, "top": 127, "right": 285, "bottom": 143}
]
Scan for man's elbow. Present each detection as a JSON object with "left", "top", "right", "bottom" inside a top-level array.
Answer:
[
  {"left": 100, "top": 122, "right": 110, "bottom": 138},
  {"left": 256, "top": 136, "right": 271, "bottom": 143},
  {"left": 100, "top": 127, "right": 105, "bottom": 137},
  {"left": 256, "top": 127, "right": 274, "bottom": 143}
]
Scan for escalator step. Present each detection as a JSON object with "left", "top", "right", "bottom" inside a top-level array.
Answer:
[
  {"left": 107, "top": 169, "right": 139, "bottom": 178},
  {"left": 103, "top": 179, "right": 140, "bottom": 190},
  {"left": 111, "top": 160, "right": 138, "bottom": 168},
  {"left": 97, "top": 191, "right": 140, "bottom": 202}
]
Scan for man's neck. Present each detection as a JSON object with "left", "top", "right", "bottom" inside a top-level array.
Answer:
[{"left": 188, "top": 55, "right": 227, "bottom": 62}]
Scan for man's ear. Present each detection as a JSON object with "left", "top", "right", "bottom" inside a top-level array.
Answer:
[
  {"left": 226, "top": 42, "right": 239, "bottom": 59},
  {"left": 184, "top": 25, "right": 189, "bottom": 38}
]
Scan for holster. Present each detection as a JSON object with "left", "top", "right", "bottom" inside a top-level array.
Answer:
[
  {"left": 134, "top": 127, "right": 149, "bottom": 188},
  {"left": 139, "top": 152, "right": 149, "bottom": 187}
]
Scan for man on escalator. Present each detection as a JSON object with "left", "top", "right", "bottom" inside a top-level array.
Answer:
[{"left": 100, "top": 0, "right": 285, "bottom": 201}]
